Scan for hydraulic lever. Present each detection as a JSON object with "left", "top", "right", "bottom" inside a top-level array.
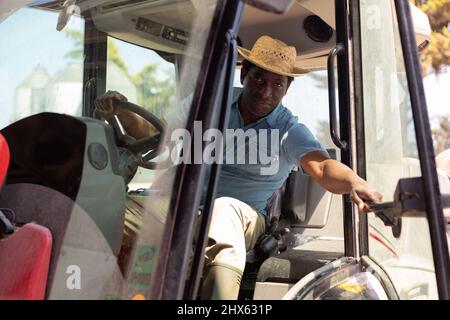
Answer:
[{"left": 366, "top": 177, "right": 426, "bottom": 238}]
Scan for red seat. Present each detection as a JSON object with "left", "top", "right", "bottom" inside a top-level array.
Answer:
[
  {"left": 0, "top": 133, "right": 9, "bottom": 187},
  {"left": 0, "top": 132, "right": 53, "bottom": 299},
  {"left": 0, "top": 223, "right": 52, "bottom": 299}
]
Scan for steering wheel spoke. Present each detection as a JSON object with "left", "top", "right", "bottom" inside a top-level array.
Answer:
[{"left": 128, "top": 134, "right": 161, "bottom": 154}]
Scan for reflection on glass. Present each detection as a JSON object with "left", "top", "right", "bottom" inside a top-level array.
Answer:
[
  {"left": 360, "top": 0, "right": 437, "bottom": 299},
  {"left": 0, "top": 8, "right": 84, "bottom": 129},
  {"left": 234, "top": 69, "right": 334, "bottom": 149},
  {"left": 106, "top": 37, "right": 176, "bottom": 190},
  {"left": 0, "top": 0, "right": 218, "bottom": 300},
  {"left": 317, "top": 272, "right": 388, "bottom": 300}
]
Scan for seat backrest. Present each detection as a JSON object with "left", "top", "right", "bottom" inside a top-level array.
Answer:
[
  {"left": 282, "top": 171, "right": 334, "bottom": 228},
  {"left": 281, "top": 149, "right": 342, "bottom": 234},
  {"left": 0, "top": 223, "right": 52, "bottom": 299},
  {"left": 0, "top": 183, "right": 123, "bottom": 299},
  {"left": 1, "top": 113, "right": 126, "bottom": 254}
]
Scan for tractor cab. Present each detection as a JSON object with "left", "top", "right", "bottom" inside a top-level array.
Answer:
[{"left": 0, "top": 0, "right": 449, "bottom": 300}]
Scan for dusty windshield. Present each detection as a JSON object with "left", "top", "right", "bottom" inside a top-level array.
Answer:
[{"left": 0, "top": 0, "right": 218, "bottom": 299}]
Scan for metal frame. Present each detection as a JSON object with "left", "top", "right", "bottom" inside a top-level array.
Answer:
[
  {"left": 394, "top": 0, "right": 450, "bottom": 299},
  {"left": 151, "top": 0, "right": 243, "bottom": 300},
  {"left": 82, "top": 15, "right": 107, "bottom": 117},
  {"left": 183, "top": 29, "right": 241, "bottom": 299},
  {"left": 335, "top": 0, "right": 358, "bottom": 258},
  {"left": 360, "top": 256, "right": 399, "bottom": 300},
  {"left": 349, "top": 0, "right": 369, "bottom": 257}
]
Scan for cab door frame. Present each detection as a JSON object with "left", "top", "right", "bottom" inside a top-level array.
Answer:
[
  {"left": 393, "top": 0, "right": 450, "bottom": 299},
  {"left": 150, "top": 0, "right": 244, "bottom": 300},
  {"left": 347, "top": 0, "right": 450, "bottom": 299},
  {"left": 335, "top": 0, "right": 360, "bottom": 259}
]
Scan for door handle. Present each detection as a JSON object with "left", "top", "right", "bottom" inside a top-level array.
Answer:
[{"left": 327, "top": 44, "right": 348, "bottom": 150}]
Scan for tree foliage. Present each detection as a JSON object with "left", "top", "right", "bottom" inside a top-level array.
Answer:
[
  {"left": 63, "top": 29, "right": 84, "bottom": 60},
  {"left": 414, "top": 0, "right": 450, "bottom": 73},
  {"left": 133, "top": 64, "right": 175, "bottom": 118},
  {"left": 64, "top": 29, "right": 175, "bottom": 117},
  {"left": 64, "top": 29, "right": 128, "bottom": 74},
  {"left": 107, "top": 38, "right": 128, "bottom": 74},
  {"left": 415, "top": 0, "right": 450, "bottom": 30},
  {"left": 421, "top": 27, "right": 450, "bottom": 72},
  {"left": 413, "top": 1, "right": 450, "bottom": 156}
]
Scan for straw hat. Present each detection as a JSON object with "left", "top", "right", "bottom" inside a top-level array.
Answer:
[{"left": 237, "top": 35, "right": 308, "bottom": 77}]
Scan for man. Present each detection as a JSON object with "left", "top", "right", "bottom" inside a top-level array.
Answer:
[{"left": 96, "top": 35, "right": 382, "bottom": 300}]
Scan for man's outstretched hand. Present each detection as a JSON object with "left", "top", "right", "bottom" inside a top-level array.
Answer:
[{"left": 349, "top": 178, "right": 383, "bottom": 212}]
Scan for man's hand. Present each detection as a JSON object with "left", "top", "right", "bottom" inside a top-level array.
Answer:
[
  {"left": 94, "top": 90, "right": 161, "bottom": 139},
  {"left": 348, "top": 178, "right": 383, "bottom": 212},
  {"left": 94, "top": 90, "right": 128, "bottom": 122}
]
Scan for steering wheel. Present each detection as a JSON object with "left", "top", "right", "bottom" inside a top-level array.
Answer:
[{"left": 95, "top": 100, "right": 165, "bottom": 170}]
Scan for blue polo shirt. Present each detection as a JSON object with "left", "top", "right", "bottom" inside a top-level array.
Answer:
[{"left": 214, "top": 88, "right": 328, "bottom": 214}]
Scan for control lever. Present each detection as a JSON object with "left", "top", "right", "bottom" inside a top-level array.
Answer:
[
  {"left": 366, "top": 177, "right": 427, "bottom": 238},
  {"left": 368, "top": 178, "right": 450, "bottom": 238},
  {"left": 368, "top": 202, "right": 402, "bottom": 238}
]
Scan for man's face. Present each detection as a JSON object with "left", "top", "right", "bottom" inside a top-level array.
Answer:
[{"left": 240, "top": 65, "right": 291, "bottom": 117}]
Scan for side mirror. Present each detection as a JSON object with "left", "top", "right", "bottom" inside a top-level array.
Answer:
[{"left": 242, "top": 0, "right": 295, "bottom": 14}]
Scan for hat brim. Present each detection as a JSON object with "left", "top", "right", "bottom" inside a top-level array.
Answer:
[{"left": 237, "top": 46, "right": 309, "bottom": 77}]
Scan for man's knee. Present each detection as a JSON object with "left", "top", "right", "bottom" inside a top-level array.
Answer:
[
  {"left": 212, "top": 197, "right": 239, "bottom": 212},
  {"left": 211, "top": 197, "right": 243, "bottom": 224}
]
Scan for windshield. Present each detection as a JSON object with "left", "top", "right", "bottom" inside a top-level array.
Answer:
[{"left": 0, "top": 0, "right": 218, "bottom": 299}]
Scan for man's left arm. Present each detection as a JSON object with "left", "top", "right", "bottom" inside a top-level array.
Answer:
[{"left": 300, "top": 151, "right": 382, "bottom": 212}]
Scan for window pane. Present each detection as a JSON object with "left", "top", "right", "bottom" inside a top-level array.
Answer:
[
  {"left": 234, "top": 68, "right": 338, "bottom": 150},
  {"left": 0, "top": 0, "right": 218, "bottom": 300},
  {"left": 360, "top": 0, "right": 438, "bottom": 299},
  {"left": 106, "top": 37, "right": 176, "bottom": 189},
  {"left": 0, "top": 7, "right": 84, "bottom": 129}
]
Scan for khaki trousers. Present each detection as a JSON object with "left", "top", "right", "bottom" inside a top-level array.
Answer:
[
  {"left": 204, "top": 197, "right": 266, "bottom": 272},
  {"left": 122, "top": 195, "right": 266, "bottom": 299}
]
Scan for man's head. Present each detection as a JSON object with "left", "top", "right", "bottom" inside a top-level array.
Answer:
[
  {"left": 240, "top": 60, "right": 292, "bottom": 117},
  {"left": 237, "top": 35, "right": 307, "bottom": 117}
]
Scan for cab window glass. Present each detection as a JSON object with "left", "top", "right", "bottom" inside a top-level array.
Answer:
[
  {"left": 106, "top": 37, "right": 176, "bottom": 190},
  {"left": 360, "top": 0, "right": 438, "bottom": 299},
  {"left": 234, "top": 69, "right": 336, "bottom": 150},
  {"left": 233, "top": 66, "right": 344, "bottom": 244},
  {"left": 0, "top": 7, "right": 84, "bottom": 129},
  {"left": 0, "top": 0, "right": 218, "bottom": 300}
]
